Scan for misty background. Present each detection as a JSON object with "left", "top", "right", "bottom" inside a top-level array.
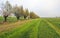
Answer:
[{"left": 0, "top": 0, "right": 60, "bottom": 17}]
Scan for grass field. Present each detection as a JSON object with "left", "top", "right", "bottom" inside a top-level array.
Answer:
[{"left": 0, "top": 17, "right": 60, "bottom": 38}]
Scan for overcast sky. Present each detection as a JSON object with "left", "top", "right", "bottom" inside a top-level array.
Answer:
[{"left": 0, "top": 0, "right": 60, "bottom": 17}]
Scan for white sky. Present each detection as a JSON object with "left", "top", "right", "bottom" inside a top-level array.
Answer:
[{"left": 0, "top": 0, "right": 60, "bottom": 17}]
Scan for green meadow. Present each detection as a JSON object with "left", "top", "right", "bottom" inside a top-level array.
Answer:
[{"left": 0, "top": 17, "right": 60, "bottom": 38}]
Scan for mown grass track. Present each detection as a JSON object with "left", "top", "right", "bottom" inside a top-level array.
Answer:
[
  {"left": 44, "top": 20, "right": 60, "bottom": 35},
  {"left": 0, "top": 19, "right": 40, "bottom": 38},
  {"left": 45, "top": 18, "right": 60, "bottom": 29},
  {"left": 8, "top": 19, "right": 40, "bottom": 38},
  {"left": 0, "top": 18, "right": 60, "bottom": 38},
  {"left": 38, "top": 19, "right": 60, "bottom": 38}
]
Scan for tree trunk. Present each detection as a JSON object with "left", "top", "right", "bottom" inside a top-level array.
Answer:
[
  {"left": 4, "top": 16, "right": 8, "bottom": 22},
  {"left": 24, "top": 16, "right": 26, "bottom": 19},
  {"left": 17, "top": 16, "right": 20, "bottom": 20}
]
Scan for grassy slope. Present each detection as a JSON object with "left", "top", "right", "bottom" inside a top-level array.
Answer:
[{"left": 0, "top": 17, "right": 60, "bottom": 38}]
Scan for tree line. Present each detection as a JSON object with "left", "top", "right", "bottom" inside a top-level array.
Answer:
[{"left": 0, "top": 1, "right": 40, "bottom": 22}]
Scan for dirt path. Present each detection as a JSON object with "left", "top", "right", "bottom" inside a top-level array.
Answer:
[{"left": 0, "top": 20, "right": 32, "bottom": 33}]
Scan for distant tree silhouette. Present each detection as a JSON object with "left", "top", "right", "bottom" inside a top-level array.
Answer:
[{"left": 30, "top": 12, "right": 40, "bottom": 19}]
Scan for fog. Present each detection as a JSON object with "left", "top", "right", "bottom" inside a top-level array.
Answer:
[{"left": 0, "top": 0, "right": 60, "bottom": 17}]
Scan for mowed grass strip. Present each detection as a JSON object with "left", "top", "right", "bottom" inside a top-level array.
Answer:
[
  {"left": 0, "top": 20, "right": 31, "bottom": 33},
  {"left": 0, "top": 18, "right": 60, "bottom": 38},
  {"left": 44, "top": 20, "right": 60, "bottom": 35},
  {"left": 47, "top": 18, "right": 60, "bottom": 29},
  {"left": 7, "top": 19, "right": 39, "bottom": 38},
  {"left": 38, "top": 20, "right": 60, "bottom": 38},
  {"left": 16, "top": 19, "right": 40, "bottom": 38},
  {"left": 29, "top": 19, "right": 40, "bottom": 38},
  {"left": 0, "top": 20, "right": 36, "bottom": 38},
  {"left": 0, "top": 20, "right": 32, "bottom": 38}
]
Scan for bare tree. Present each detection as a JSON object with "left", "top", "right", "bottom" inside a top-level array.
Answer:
[
  {"left": 13, "top": 5, "right": 25, "bottom": 20},
  {"left": 13, "top": 5, "right": 22, "bottom": 20},
  {"left": 24, "top": 9, "right": 30, "bottom": 19},
  {"left": 2, "top": 1, "right": 12, "bottom": 22}
]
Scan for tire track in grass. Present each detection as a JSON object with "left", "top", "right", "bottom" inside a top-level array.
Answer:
[
  {"left": 7, "top": 19, "right": 39, "bottom": 38},
  {"left": 46, "top": 19, "right": 60, "bottom": 29},
  {"left": 0, "top": 20, "right": 31, "bottom": 33},
  {"left": 18, "top": 19, "right": 40, "bottom": 38},
  {"left": 29, "top": 19, "right": 40, "bottom": 38},
  {"left": 44, "top": 20, "right": 60, "bottom": 36},
  {"left": 38, "top": 20, "right": 60, "bottom": 38},
  {"left": 0, "top": 20, "right": 32, "bottom": 38}
]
